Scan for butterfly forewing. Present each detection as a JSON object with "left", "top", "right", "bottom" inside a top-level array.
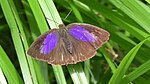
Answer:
[
  {"left": 67, "top": 23, "right": 110, "bottom": 49},
  {"left": 27, "top": 29, "right": 59, "bottom": 62}
]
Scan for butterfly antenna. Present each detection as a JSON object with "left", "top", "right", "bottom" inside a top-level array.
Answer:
[
  {"left": 46, "top": 17, "right": 59, "bottom": 25},
  {"left": 46, "top": 10, "right": 72, "bottom": 24},
  {"left": 64, "top": 10, "right": 72, "bottom": 20}
]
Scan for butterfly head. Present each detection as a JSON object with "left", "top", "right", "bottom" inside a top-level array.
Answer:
[
  {"left": 58, "top": 24, "right": 69, "bottom": 37},
  {"left": 59, "top": 24, "right": 66, "bottom": 29}
]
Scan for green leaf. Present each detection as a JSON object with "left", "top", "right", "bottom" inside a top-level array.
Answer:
[
  {"left": 100, "top": 46, "right": 116, "bottom": 73},
  {"left": 0, "top": 45, "right": 23, "bottom": 84},
  {"left": 0, "top": 68, "right": 7, "bottom": 84},
  {"left": 1, "top": 0, "right": 38, "bottom": 83},
  {"left": 110, "top": 0, "right": 150, "bottom": 33},
  {"left": 121, "top": 59, "right": 150, "bottom": 84},
  {"left": 67, "top": 64, "right": 88, "bottom": 84},
  {"left": 108, "top": 36, "right": 150, "bottom": 84},
  {"left": 66, "top": 0, "right": 83, "bottom": 22}
]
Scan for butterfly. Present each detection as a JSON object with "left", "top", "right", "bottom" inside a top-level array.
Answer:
[{"left": 27, "top": 23, "right": 110, "bottom": 65}]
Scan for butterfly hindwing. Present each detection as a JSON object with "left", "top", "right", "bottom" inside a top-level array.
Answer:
[{"left": 68, "top": 35, "right": 96, "bottom": 64}]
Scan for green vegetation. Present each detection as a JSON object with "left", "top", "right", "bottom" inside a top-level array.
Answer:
[{"left": 0, "top": 0, "right": 150, "bottom": 84}]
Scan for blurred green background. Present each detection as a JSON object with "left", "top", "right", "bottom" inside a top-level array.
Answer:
[{"left": 0, "top": 0, "right": 150, "bottom": 84}]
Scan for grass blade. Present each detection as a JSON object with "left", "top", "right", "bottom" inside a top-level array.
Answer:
[
  {"left": 121, "top": 59, "right": 150, "bottom": 84},
  {"left": 1, "top": 0, "right": 37, "bottom": 83},
  {"left": 108, "top": 36, "right": 150, "bottom": 84},
  {"left": 110, "top": 0, "right": 150, "bottom": 33},
  {"left": 100, "top": 46, "right": 116, "bottom": 73},
  {"left": 0, "top": 45, "right": 23, "bottom": 84},
  {"left": 0, "top": 68, "right": 7, "bottom": 84},
  {"left": 68, "top": 64, "right": 88, "bottom": 84},
  {"left": 66, "top": 0, "right": 83, "bottom": 22}
]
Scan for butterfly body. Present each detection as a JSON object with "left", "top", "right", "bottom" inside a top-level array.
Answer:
[
  {"left": 28, "top": 23, "right": 109, "bottom": 65},
  {"left": 57, "top": 25, "right": 73, "bottom": 54}
]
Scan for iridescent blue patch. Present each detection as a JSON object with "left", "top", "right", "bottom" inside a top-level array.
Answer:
[
  {"left": 40, "top": 31, "right": 59, "bottom": 54},
  {"left": 69, "top": 26, "right": 97, "bottom": 42}
]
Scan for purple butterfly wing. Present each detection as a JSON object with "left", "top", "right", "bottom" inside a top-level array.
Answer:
[
  {"left": 67, "top": 23, "right": 109, "bottom": 49},
  {"left": 27, "top": 29, "right": 59, "bottom": 62},
  {"left": 64, "top": 23, "right": 110, "bottom": 63}
]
